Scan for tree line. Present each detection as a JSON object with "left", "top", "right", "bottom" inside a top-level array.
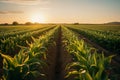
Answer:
[{"left": 0, "top": 21, "right": 40, "bottom": 26}]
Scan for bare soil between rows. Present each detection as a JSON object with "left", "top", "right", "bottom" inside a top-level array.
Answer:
[{"left": 37, "top": 27, "right": 73, "bottom": 80}]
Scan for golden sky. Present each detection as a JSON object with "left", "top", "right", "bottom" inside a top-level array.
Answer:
[{"left": 0, "top": 0, "right": 120, "bottom": 24}]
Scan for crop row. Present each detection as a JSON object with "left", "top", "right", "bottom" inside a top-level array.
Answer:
[
  {"left": 0, "top": 25, "right": 53, "bottom": 33},
  {"left": 66, "top": 26, "right": 120, "bottom": 54},
  {"left": 0, "top": 25, "right": 116, "bottom": 80},
  {"left": 0, "top": 25, "right": 54, "bottom": 39},
  {"left": 0, "top": 26, "right": 55, "bottom": 56},
  {"left": 0, "top": 26, "right": 58, "bottom": 80},
  {"left": 62, "top": 26, "right": 114, "bottom": 80}
]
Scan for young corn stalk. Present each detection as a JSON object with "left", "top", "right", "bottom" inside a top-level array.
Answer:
[
  {"left": 0, "top": 26, "right": 58, "bottom": 80},
  {"left": 62, "top": 26, "right": 114, "bottom": 80}
]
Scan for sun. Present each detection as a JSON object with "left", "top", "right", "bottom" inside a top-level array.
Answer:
[{"left": 30, "top": 14, "right": 45, "bottom": 23}]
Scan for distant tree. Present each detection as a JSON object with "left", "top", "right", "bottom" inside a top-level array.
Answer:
[
  {"left": 25, "top": 22, "right": 32, "bottom": 25},
  {"left": 105, "top": 22, "right": 120, "bottom": 25},
  {"left": 74, "top": 23, "right": 79, "bottom": 25},
  {"left": 3, "top": 23, "right": 9, "bottom": 25},
  {"left": 12, "top": 21, "right": 19, "bottom": 25}
]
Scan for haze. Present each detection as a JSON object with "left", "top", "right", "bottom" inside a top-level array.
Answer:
[{"left": 0, "top": 0, "right": 120, "bottom": 24}]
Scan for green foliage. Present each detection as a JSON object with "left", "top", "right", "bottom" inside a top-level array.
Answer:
[
  {"left": 66, "top": 25, "right": 120, "bottom": 54},
  {"left": 62, "top": 26, "right": 114, "bottom": 80},
  {"left": 0, "top": 26, "right": 58, "bottom": 80},
  {"left": 0, "top": 49, "right": 45, "bottom": 80},
  {"left": 0, "top": 26, "right": 55, "bottom": 55}
]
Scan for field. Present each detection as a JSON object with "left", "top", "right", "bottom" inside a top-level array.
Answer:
[
  {"left": 66, "top": 24, "right": 120, "bottom": 54},
  {"left": 0, "top": 24, "right": 120, "bottom": 80}
]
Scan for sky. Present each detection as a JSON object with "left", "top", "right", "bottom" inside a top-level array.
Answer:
[{"left": 0, "top": 0, "right": 120, "bottom": 24}]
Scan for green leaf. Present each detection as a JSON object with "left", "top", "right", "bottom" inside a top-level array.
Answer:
[
  {"left": 85, "top": 72, "right": 93, "bottom": 80},
  {"left": 65, "top": 70, "right": 79, "bottom": 78},
  {"left": 0, "top": 53, "right": 15, "bottom": 69},
  {"left": 104, "top": 55, "right": 115, "bottom": 67}
]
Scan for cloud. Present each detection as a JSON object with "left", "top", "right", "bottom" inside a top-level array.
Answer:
[
  {"left": 0, "top": 11, "right": 24, "bottom": 14},
  {"left": 0, "top": 0, "right": 49, "bottom": 5}
]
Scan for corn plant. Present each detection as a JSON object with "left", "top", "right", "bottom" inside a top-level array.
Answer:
[
  {"left": 0, "top": 50, "right": 45, "bottom": 80},
  {"left": 66, "top": 26, "right": 120, "bottom": 54},
  {"left": 0, "top": 26, "right": 58, "bottom": 80},
  {"left": 0, "top": 26, "right": 54, "bottom": 56},
  {"left": 62, "top": 26, "right": 114, "bottom": 80}
]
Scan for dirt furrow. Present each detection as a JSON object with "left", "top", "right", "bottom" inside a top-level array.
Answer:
[{"left": 54, "top": 26, "right": 62, "bottom": 80}]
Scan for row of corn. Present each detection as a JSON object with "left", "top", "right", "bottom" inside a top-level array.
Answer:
[
  {"left": 62, "top": 26, "right": 114, "bottom": 80},
  {"left": 0, "top": 26, "right": 58, "bottom": 80},
  {"left": 0, "top": 26, "right": 54, "bottom": 55},
  {"left": 66, "top": 26, "right": 120, "bottom": 55}
]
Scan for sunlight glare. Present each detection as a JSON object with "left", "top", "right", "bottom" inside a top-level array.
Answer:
[{"left": 31, "top": 14, "right": 45, "bottom": 23}]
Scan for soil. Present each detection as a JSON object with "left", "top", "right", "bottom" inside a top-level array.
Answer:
[
  {"left": 36, "top": 44, "right": 57, "bottom": 80},
  {"left": 37, "top": 26, "right": 73, "bottom": 80},
  {"left": 52, "top": 26, "right": 72, "bottom": 80},
  {"left": 0, "top": 55, "right": 3, "bottom": 80},
  {"left": 54, "top": 26, "right": 73, "bottom": 80}
]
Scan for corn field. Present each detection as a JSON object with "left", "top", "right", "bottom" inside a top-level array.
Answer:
[{"left": 0, "top": 24, "right": 120, "bottom": 80}]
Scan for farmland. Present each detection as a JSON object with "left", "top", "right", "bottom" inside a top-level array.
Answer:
[
  {"left": 66, "top": 24, "right": 120, "bottom": 55},
  {"left": 0, "top": 24, "right": 120, "bottom": 80}
]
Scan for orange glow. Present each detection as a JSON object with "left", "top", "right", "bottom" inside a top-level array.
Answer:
[{"left": 30, "top": 14, "right": 45, "bottom": 23}]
